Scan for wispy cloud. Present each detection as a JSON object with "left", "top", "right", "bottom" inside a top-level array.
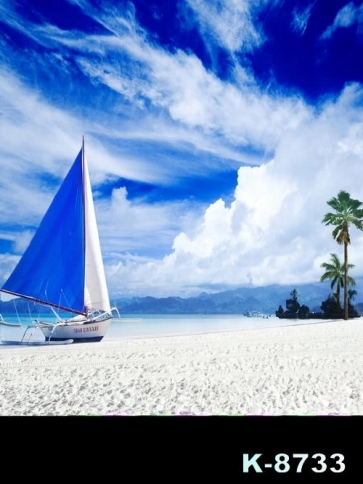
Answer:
[
  {"left": 184, "top": 0, "right": 265, "bottom": 54},
  {"left": 0, "top": 0, "right": 311, "bottom": 153},
  {"left": 321, "top": 2, "right": 363, "bottom": 39},
  {"left": 63, "top": 13, "right": 311, "bottom": 151},
  {"left": 291, "top": 2, "right": 316, "bottom": 36}
]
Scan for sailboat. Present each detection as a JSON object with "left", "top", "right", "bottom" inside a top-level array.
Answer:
[{"left": 0, "top": 138, "right": 114, "bottom": 344}]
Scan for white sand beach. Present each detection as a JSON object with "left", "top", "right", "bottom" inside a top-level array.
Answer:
[{"left": 0, "top": 319, "right": 363, "bottom": 416}]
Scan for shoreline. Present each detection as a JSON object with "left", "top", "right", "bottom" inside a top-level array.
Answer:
[
  {"left": 105, "top": 317, "right": 341, "bottom": 341},
  {"left": 1, "top": 318, "right": 363, "bottom": 415},
  {"left": 0, "top": 315, "right": 342, "bottom": 347}
]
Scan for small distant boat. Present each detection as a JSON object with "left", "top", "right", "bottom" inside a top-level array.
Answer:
[
  {"left": 244, "top": 311, "right": 266, "bottom": 318},
  {"left": 0, "top": 138, "right": 116, "bottom": 344}
]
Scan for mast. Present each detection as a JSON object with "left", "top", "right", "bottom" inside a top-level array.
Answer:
[
  {"left": 82, "top": 135, "right": 85, "bottom": 178},
  {"left": 82, "top": 135, "right": 88, "bottom": 315}
]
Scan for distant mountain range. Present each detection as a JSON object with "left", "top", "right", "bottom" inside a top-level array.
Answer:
[
  {"left": 2, "top": 280, "right": 363, "bottom": 316},
  {"left": 111, "top": 280, "right": 363, "bottom": 315}
]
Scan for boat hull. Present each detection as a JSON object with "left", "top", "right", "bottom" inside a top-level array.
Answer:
[{"left": 40, "top": 318, "right": 112, "bottom": 343}]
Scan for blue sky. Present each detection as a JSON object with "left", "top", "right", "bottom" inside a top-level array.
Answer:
[{"left": 1, "top": 0, "right": 363, "bottom": 298}]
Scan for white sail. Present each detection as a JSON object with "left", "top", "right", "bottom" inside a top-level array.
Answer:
[{"left": 83, "top": 148, "right": 111, "bottom": 314}]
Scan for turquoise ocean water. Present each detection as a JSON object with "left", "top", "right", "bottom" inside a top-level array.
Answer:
[{"left": 0, "top": 313, "right": 329, "bottom": 346}]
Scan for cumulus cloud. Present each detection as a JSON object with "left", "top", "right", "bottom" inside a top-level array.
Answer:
[{"left": 109, "top": 84, "right": 363, "bottom": 297}]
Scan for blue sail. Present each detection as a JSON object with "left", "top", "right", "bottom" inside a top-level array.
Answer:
[{"left": 1, "top": 150, "right": 86, "bottom": 314}]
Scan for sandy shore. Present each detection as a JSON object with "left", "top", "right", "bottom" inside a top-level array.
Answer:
[{"left": 0, "top": 319, "right": 362, "bottom": 415}]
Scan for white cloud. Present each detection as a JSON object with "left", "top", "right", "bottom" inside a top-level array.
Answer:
[
  {"left": 108, "top": 83, "right": 363, "bottom": 297},
  {"left": 24, "top": 1, "right": 313, "bottom": 152},
  {"left": 0, "top": 254, "right": 21, "bottom": 288},
  {"left": 0, "top": 68, "right": 167, "bottom": 227},
  {"left": 291, "top": 3, "right": 315, "bottom": 35},
  {"left": 0, "top": 65, "right": 209, "bottom": 266},
  {"left": 184, "top": 0, "right": 264, "bottom": 53},
  {"left": 332, "top": 2, "right": 357, "bottom": 27},
  {"left": 97, "top": 186, "right": 204, "bottom": 258},
  {"left": 0, "top": 0, "right": 311, "bottom": 154},
  {"left": 2, "top": 1, "right": 363, "bottom": 300},
  {"left": 55, "top": 20, "right": 311, "bottom": 152},
  {"left": 321, "top": 2, "right": 363, "bottom": 39}
]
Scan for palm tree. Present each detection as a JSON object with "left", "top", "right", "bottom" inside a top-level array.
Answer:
[
  {"left": 322, "top": 190, "right": 363, "bottom": 320},
  {"left": 320, "top": 253, "right": 355, "bottom": 314}
]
